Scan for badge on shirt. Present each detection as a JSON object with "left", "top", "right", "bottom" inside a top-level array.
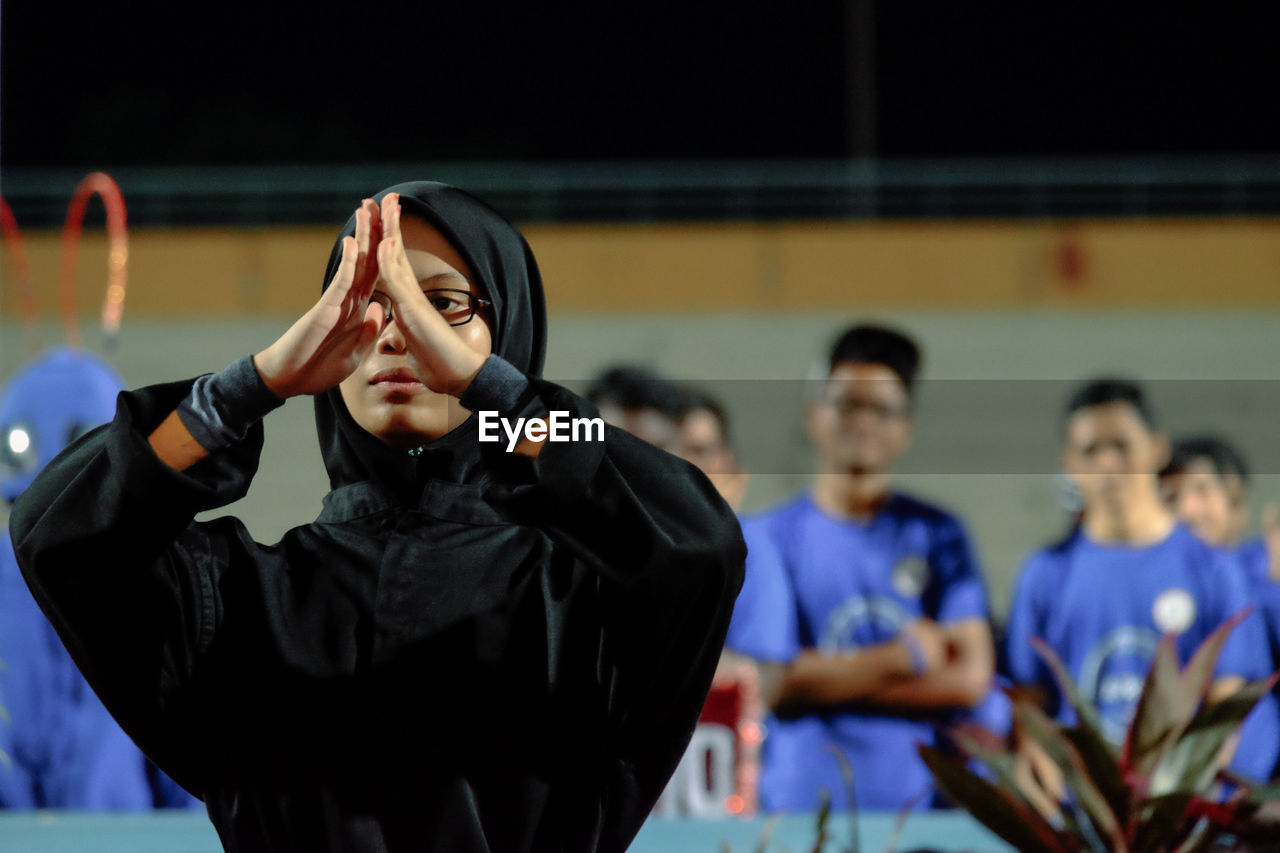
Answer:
[
  {"left": 1152, "top": 587, "right": 1196, "bottom": 635},
  {"left": 891, "top": 554, "right": 930, "bottom": 599}
]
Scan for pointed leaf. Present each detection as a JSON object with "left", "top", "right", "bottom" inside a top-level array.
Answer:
[
  {"left": 1132, "top": 792, "right": 1194, "bottom": 853},
  {"left": 1062, "top": 725, "right": 1131, "bottom": 829},
  {"left": 1123, "top": 634, "right": 1185, "bottom": 776},
  {"left": 1237, "top": 782, "right": 1280, "bottom": 805},
  {"left": 1177, "top": 609, "right": 1253, "bottom": 708},
  {"left": 1015, "top": 703, "right": 1128, "bottom": 852},
  {"left": 1128, "top": 610, "right": 1255, "bottom": 779},
  {"left": 950, "top": 722, "right": 1021, "bottom": 788},
  {"left": 918, "top": 744, "right": 1071, "bottom": 853},
  {"left": 1150, "top": 675, "right": 1278, "bottom": 797},
  {"left": 1031, "top": 637, "right": 1115, "bottom": 760},
  {"left": 1169, "top": 814, "right": 1218, "bottom": 853}
]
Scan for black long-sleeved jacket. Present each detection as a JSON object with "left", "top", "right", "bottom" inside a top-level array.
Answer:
[{"left": 9, "top": 182, "right": 745, "bottom": 852}]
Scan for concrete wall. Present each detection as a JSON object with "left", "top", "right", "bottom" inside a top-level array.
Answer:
[{"left": 4, "top": 309, "right": 1278, "bottom": 620}]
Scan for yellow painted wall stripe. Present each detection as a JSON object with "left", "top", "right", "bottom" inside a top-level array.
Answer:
[{"left": 3, "top": 219, "right": 1277, "bottom": 317}]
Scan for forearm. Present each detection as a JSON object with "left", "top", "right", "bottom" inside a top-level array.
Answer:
[
  {"left": 148, "top": 410, "right": 211, "bottom": 472},
  {"left": 148, "top": 355, "right": 283, "bottom": 473},
  {"left": 774, "top": 643, "right": 917, "bottom": 713},
  {"left": 12, "top": 371, "right": 269, "bottom": 579},
  {"left": 862, "top": 658, "right": 992, "bottom": 710}
]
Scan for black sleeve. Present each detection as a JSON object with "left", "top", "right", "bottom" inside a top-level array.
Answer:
[
  {"left": 460, "top": 357, "right": 746, "bottom": 792},
  {"left": 7, "top": 378, "right": 265, "bottom": 797}
]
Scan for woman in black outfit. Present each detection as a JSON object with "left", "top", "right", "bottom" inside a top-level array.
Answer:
[{"left": 10, "top": 184, "right": 745, "bottom": 852}]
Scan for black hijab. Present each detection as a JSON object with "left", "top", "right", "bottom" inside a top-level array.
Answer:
[{"left": 314, "top": 182, "right": 548, "bottom": 497}]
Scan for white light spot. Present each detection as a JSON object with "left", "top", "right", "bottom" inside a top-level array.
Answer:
[{"left": 8, "top": 428, "right": 31, "bottom": 455}]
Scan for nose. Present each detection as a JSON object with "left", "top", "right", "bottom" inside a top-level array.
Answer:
[
  {"left": 377, "top": 310, "right": 407, "bottom": 354},
  {"left": 1094, "top": 447, "right": 1128, "bottom": 474}
]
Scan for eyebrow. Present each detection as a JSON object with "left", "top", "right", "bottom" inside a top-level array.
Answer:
[{"left": 416, "top": 271, "right": 469, "bottom": 287}]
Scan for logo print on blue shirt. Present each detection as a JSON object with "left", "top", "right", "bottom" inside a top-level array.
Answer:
[
  {"left": 1080, "top": 625, "right": 1161, "bottom": 743},
  {"left": 891, "top": 554, "right": 930, "bottom": 599},
  {"left": 1152, "top": 587, "right": 1196, "bottom": 635},
  {"left": 819, "top": 595, "right": 912, "bottom": 654}
]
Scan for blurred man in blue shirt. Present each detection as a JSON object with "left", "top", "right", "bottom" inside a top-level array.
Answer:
[
  {"left": 726, "top": 325, "right": 998, "bottom": 812},
  {"left": 1160, "top": 434, "right": 1280, "bottom": 780},
  {"left": 1006, "top": 381, "right": 1279, "bottom": 797}
]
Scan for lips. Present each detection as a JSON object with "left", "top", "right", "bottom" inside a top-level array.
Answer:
[{"left": 370, "top": 367, "right": 424, "bottom": 389}]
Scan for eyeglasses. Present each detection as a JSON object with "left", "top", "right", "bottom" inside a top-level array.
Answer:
[
  {"left": 820, "top": 395, "right": 910, "bottom": 421},
  {"left": 369, "top": 288, "right": 491, "bottom": 327}
]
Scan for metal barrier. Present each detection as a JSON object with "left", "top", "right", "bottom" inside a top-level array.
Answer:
[{"left": 3, "top": 156, "right": 1280, "bottom": 226}]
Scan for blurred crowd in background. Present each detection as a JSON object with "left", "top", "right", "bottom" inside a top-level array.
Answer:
[
  {"left": 5, "top": 314, "right": 1277, "bottom": 819},
  {"left": 2, "top": 4, "right": 1279, "bottom": 824}
]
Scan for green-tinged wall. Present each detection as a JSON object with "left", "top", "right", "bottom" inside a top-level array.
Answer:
[{"left": 4, "top": 310, "right": 1278, "bottom": 619}]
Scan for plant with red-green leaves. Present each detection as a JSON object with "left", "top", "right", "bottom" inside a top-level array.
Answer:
[{"left": 919, "top": 611, "right": 1280, "bottom": 852}]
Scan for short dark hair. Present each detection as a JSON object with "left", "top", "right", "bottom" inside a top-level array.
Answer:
[
  {"left": 585, "top": 365, "right": 690, "bottom": 420},
  {"left": 682, "top": 390, "right": 732, "bottom": 448},
  {"left": 827, "top": 325, "right": 922, "bottom": 396},
  {"left": 1163, "top": 435, "right": 1250, "bottom": 484},
  {"left": 1063, "top": 378, "right": 1158, "bottom": 430}
]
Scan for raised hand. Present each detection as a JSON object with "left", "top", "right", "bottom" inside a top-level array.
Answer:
[
  {"left": 373, "top": 193, "right": 488, "bottom": 397},
  {"left": 254, "top": 201, "right": 385, "bottom": 398}
]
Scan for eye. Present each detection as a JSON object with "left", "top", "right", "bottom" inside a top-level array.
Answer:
[
  {"left": 427, "top": 292, "right": 465, "bottom": 312},
  {"left": 0, "top": 423, "right": 38, "bottom": 475}
]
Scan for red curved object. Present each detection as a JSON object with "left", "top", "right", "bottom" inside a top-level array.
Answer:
[
  {"left": 60, "top": 172, "right": 129, "bottom": 348},
  {"left": 0, "top": 195, "right": 41, "bottom": 354}
]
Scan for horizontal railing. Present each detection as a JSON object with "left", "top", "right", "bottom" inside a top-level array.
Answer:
[{"left": 3, "top": 156, "right": 1280, "bottom": 226}]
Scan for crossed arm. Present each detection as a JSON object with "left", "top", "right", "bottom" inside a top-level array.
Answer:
[{"left": 772, "top": 617, "right": 995, "bottom": 717}]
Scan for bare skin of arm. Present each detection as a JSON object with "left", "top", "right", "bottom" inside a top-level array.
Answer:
[
  {"left": 148, "top": 195, "right": 542, "bottom": 472},
  {"left": 772, "top": 618, "right": 994, "bottom": 717},
  {"left": 861, "top": 619, "right": 995, "bottom": 710},
  {"left": 772, "top": 618, "right": 953, "bottom": 716}
]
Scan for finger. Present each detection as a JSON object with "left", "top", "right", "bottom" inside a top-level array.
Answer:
[
  {"left": 322, "top": 236, "right": 358, "bottom": 305},
  {"left": 376, "top": 231, "right": 419, "bottom": 306},
  {"left": 356, "top": 305, "right": 382, "bottom": 355},
  {"left": 352, "top": 206, "right": 371, "bottom": 292},
  {"left": 380, "top": 192, "right": 400, "bottom": 247},
  {"left": 365, "top": 296, "right": 386, "bottom": 330},
  {"left": 357, "top": 199, "right": 382, "bottom": 297}
]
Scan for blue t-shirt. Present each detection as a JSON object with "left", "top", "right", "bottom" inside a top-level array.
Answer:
[
  {"left": 0, "top": 533, "right": 199, "bottom": 810},
  {"left": 1238, "top": 538, "right": 1280, "bottom": 661},
  {"left": 726, "top": 492, "right": 991, "bottom": 812},
  {"left": 1005, "top": 524, "right": 1279, "bottom": 780}
]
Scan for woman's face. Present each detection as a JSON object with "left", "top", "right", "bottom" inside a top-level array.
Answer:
[{"left": 339, "top": 214, "right": 493, "bottom": 448}]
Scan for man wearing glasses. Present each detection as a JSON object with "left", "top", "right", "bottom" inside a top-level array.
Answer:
[{"left": 725, "top": 324, "right": 999, "bottom": 812}]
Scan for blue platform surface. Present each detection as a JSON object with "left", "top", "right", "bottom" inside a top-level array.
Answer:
[{"left": 0, "top": 811, "right": 1013, "bottom": 852}]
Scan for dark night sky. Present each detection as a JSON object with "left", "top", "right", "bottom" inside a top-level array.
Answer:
[{"left": 3, "top": 4, "right": 1279, "bottom": 167}]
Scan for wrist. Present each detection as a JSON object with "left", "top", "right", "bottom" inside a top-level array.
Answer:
[
  {"left": 252, "top": 348, "right": 291, "bottom": 399},
  {"left": 176, "top": 355, "right": 286, "bottom": 452},
  {"left": 898, "top": 632, "right": 929, "bottom": 678},
  {"left": 447, "top": 352, "right": 489, "bottom": 399}
]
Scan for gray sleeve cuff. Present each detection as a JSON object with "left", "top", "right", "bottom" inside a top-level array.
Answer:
[
  {"left": 458, "top": 355, "right": 533, "bottom": 416},
  {"left": 175, "top": 355, "right": 285, "bottom": 451}
]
